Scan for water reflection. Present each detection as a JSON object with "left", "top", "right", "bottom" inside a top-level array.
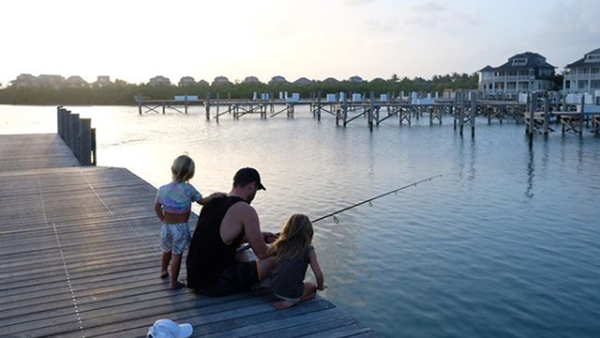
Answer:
[
  {"left": 526, "top": 142, "right": 535, "bottom": 199},
  {"left": 455, "top": 134, "right": 477, "bottom": 183}
]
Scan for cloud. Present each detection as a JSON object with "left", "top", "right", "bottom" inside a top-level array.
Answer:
[
  {"left": 404, "top": 0, "right": 481, "bottom": 29},
  {"left": 536, "top": 0, "right": 600, "bottom": 47},
  {"left": 532, "top": 0, "right": 600, "bottom": 68}
]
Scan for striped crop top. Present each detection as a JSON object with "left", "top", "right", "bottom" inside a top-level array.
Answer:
[{"left": 155, "top": 181, "right": 202, "bottom": 214}]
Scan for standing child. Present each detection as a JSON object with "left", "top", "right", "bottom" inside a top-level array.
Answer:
[
  {"left": 154, "top": 154, "right": 224, "bottom": 289},
  {"left": 267, "top": 214, "right": 326, "bottom": 310}
]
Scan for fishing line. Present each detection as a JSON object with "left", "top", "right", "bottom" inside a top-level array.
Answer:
[{"left": 237, "top": 174, "right": 442, "bottom": 253}]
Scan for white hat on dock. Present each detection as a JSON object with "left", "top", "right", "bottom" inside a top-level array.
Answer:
[{"left": 147, "top": 319, "right": 193, "bottom": 338}]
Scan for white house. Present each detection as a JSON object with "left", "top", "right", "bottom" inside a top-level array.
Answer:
[
  {"left": 563, "top": 48, "right": 600, "bottom": 94},
  {"left": 478, "top": 52, "right": 556, "bottom": 94}
]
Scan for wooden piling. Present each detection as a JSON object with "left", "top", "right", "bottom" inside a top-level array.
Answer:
[
  {"left": 79, "top": 118, "right": 93, "bottom": 165},
  {"left": 205, "top": 92, "right": 211, "bottom": 120}
]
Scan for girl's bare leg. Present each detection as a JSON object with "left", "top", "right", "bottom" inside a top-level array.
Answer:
[
  {"left": 161, "top": 252, "right": 171, "bottom": 278},
  {"left": 274, "top": 282, "right": 317, "bottom": 310},
  {"left": 170, "top": 254, "right": 183, "bottom": 288}
]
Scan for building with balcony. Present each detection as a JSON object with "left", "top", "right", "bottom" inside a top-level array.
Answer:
[
  {"left": 478, "top": 52, "right": 556, "bottom": 94},
  {"left": 563, "top": 48, "right": 600, "bottom": 94}
]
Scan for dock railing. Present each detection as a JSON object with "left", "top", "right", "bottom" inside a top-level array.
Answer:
[{"left": 57, "top": 106, "right": 97, "bottom": 166}]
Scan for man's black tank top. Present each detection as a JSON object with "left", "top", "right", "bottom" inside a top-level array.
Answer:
[{"left": 186, "top": 196, "right": 245, "bottom": 289}]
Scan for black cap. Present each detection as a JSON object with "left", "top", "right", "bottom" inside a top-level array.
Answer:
[{"left": 233, "top": 167, "right": 266, "bottom": 190}]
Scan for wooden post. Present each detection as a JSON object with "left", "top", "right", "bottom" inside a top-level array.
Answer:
[
  {"left": 162, "top": 102, "right": 165, "bottom": 115},
  {"left": 317, "top": 91, "right": 322, "bottom": 122},
  {"left": 459, "top": 92, "right": 465, "bottom": 136},
  {"left": 453, "top": 92, "right": 458, "bottom": 130},
  {"left": 216, "top": 92, "right": 221, "bottom": 123},
  {"left": 368, "top": 91, "right": 374, "bottom": 131},
  {"left": 543, "top": 96, "right": 550, "bottom": 135},
  {"left": 342, "top": 93, "right": 348, "bottom": 127},
  {"left": 470, "top": 91, "right": 476, "bottom": 137},
  {"left": 205, "top": 92, "right": 211, "bottom": 120},
  {"left": 184, "top": 94, "right": 189, "bottom": 114},
  {"left": 79, "top": 118, "right": 92, "bottom": 165},
  {"left": 580, "top": 95, "right": 585, "bottom": 135},
  {"left": 57, "top": 106, "right": 63, "bottom": 138},
  {"left": 137, "top": 94, "right": 142, "bottom": 115},
  {"left": 91, "top": 128, "right": 97, "bottom": 165},
  {"left": 69, "top": 113, "right": 80, "bottom": 160},
  {"left": 60, "top": 109, "right": 70, "bottom": 142}
]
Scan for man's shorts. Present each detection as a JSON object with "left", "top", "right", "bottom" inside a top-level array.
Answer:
[
  {"left": 194, "top": 261, "right": 260, "bottom": 297},
  {"left": 160, "top": 223, "right": 190, "bottom": 255}
]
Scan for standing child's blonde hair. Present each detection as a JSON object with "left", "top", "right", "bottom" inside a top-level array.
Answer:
[
  {"left": 268, "top": 214, "right": 313, "bottom": 261},
  {"left": 171, "top": 155, "right": 195, "bottom": 182}
]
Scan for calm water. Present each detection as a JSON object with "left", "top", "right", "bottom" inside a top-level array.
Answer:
[{"left": 2, "top": 105, "right": 600, "bottom": 338}]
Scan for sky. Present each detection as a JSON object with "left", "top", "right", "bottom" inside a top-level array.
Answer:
[{"left": 1, "top": 0, "right": 599, "bottom": 86}]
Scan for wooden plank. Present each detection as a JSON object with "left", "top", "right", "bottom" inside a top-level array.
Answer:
[{"left": 0, "top": 134, "right": 378, "bottom": 338}]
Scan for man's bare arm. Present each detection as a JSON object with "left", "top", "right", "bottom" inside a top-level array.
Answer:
[{"left": 241, "top": 204, "right": 270, "bottom": 259}]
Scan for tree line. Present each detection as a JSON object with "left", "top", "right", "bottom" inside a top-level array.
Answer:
[{"left": 0, "top": 73, "right": 480, "bottom": 105}]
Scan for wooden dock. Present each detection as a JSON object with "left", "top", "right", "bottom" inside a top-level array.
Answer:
[{"left": 0, "top": 134, "right": 379, "bottom": 337}]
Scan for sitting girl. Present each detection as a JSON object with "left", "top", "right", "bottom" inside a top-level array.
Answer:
[{"left": 267, "top": 214, "right": 326, "bottom": 310}]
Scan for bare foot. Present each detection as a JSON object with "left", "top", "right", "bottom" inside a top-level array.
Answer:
[
  {"left": 160, "top": 272, "right": 169, "bottom": 279},
  {"left": 273, "top": 301, "right": 298, "bottom": 310},
  {"left": 170, "top": 281, "right": 186, "bottom": 289}
]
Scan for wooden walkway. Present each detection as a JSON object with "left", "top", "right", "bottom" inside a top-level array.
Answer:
[{"left": 0, "top": 134, "right": 378, "bottom": 337}]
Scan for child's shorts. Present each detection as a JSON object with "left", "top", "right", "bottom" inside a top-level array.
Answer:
[{"left": 160, "top": 223, "right": 190, "bottom": 255}]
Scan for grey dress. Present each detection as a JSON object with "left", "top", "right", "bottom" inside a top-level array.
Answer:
[{"left": 269, "top": 246, "right": 314, "bottom": 300}]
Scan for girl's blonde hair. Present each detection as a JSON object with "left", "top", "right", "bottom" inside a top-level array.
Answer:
[
  {"left": 268, "top": 214, "right": 313, "bottom": 261},
  {"left": 171, "top": 155, "right": 195, "bottom": 183}
]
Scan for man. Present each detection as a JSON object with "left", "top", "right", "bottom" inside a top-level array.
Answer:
[{"left": 186, "top": 167, "right": 277, "bottom": 296}]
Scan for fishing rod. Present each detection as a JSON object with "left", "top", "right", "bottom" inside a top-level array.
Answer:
[{"left": 237, "top": 174, "right": 442, "bottom": 253}]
